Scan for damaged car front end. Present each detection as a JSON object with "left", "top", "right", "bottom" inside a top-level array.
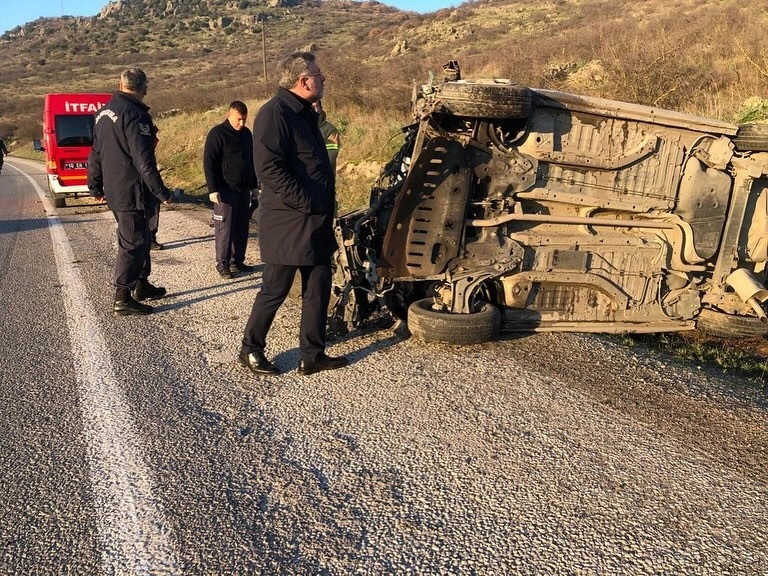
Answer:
[{"left": 330, "top": 62, "right": 768, "bottom": 344}]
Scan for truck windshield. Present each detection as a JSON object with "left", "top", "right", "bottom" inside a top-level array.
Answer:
[{"left": 55, "top": 115, "right": 95, "bottom": 147}]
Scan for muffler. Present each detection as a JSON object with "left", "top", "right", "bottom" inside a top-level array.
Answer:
[{"left": 726, "top": 268, "right": 768, "bottom": 324}]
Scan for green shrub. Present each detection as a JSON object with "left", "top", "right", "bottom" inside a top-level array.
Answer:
[{"left": 736, "top": 97, "right": 768, "bottom": 124}]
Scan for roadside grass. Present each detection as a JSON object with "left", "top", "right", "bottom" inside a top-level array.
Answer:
[
  {"left": 7, "top": 145, "right": 41, "bottom": 161},
  {"left": 620, "top": 332, "right": 768, "bottom": 389}
]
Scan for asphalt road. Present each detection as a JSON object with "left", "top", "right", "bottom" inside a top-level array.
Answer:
[{"left": 1, "top": 157, "right": 767, "bottom": 575}]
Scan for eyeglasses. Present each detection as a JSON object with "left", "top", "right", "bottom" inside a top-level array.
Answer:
[{"left": 301, "top": 72, "right": 324, "bottom": 79}]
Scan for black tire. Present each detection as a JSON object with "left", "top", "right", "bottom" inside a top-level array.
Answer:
[
  {"left": 732, "top": 124, "right": 768, "bottom": 152},
  {"left": 53, "top": 196, "right": 66, "bottom": 208},
  {"left": 436, "top": 81, "right": 532, "bottom": 119},
  {"left": 407, "top": 298, "right": 501, "bottom": 345},
  {"left": 696, "top": 308, "right": 768, "bottom": 338}
]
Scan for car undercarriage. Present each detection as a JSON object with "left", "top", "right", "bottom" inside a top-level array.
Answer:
[{"left": 330, "top": 62, "right": 768, "bottom": 344}]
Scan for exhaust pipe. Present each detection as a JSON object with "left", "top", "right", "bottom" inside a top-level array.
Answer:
[{"left": 726, "top": 268, "right": 768, "bottom": 324}]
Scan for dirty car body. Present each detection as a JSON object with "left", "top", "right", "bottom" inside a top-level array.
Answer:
[{"left": 330, "top": 63, "right": 768, "bottom": 344}]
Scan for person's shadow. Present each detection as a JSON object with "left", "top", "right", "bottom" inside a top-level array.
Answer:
[
  {"left": 267, "top": 328, "right": 405, "bottom": 374},
  {"left": 159, "top": 234, "right": 214, "bottom": 250},
  {"left": 151, "top": 271, "right": 262, "bottom": 312}
]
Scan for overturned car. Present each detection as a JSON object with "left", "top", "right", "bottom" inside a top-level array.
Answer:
[{"left": 329, "top": 62, "right": 768, "bottom": 344}]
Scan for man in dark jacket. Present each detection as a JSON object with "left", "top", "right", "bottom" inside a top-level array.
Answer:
[
  {"left": 238, "top": 52, "right": 349, "bottom": 377},
  {"left": 88, "top": 67, "right": 172, "bottom": 316},
  {"left": 203, "top": 100, "right": 258, "bottom": 279}
]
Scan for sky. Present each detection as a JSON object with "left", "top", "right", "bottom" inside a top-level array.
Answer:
[{"left": 0, "top": 0, "right": 460, "bottom": 36}]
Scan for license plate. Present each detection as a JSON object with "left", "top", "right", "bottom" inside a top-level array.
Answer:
[{"left": 63, "top": 161, "right": 87, "bottom": 170}]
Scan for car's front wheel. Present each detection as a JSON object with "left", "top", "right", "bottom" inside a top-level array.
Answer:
[{"left": 407, "top": 298, "right": 501, "bottom": 345}]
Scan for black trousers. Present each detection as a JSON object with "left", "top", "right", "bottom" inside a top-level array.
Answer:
[
  {"left": 241, "top": 263, "right": 332, "bottom": 362},
  {"left": 113, "top": 209, "right": 151, "bottom": 290},
  {"left": 213, "top": 190, "right": 250, "bottom": 271}
]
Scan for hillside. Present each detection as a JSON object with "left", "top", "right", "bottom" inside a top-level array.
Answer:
[
  {"left": 0, "top": 0, "right": 417, "bottom": 130},
  {"left": 3, "top": 0, "right": 768, "bottom": 200}
]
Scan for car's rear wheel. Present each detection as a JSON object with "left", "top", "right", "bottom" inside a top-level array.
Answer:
[
  {"left": 696, "top": 308, "right": 768, "bottom": 338},
  {"left": 732, "top": 124, "right": 768, "bottom": 152},
  {"left": 47, "top": 180, "right": 66, "bottom": 207},
  {"left": 407, "top": 298, "right": 501, "bottom": 345},
  {"left": 436, "top": 81, "right": 532, "bottom": 119}
]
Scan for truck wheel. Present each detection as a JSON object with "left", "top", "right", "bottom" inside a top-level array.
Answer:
[
  {"left": 696, "top": 308, "right": 768, "bottom": 338},
  {"left": 407, "top": 298, "right": 501, "bottom": 345},
  {"left": 53, "top": 196, "right": 66, "bottom": 208},
  {"left": 437, "top": 81, "right": 532, "bottom": 119},
  {"left": 732, "top": 124, "right": 768, "bottom": 152}
]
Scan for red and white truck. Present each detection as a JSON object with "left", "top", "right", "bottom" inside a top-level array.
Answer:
[{"left": 41, "top": 93, "right": 110, "bottom": 207}]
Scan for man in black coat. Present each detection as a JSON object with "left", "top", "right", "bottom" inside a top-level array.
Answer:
[
  {"left": 88, "top": 67, "right": 172, "bottom": 316},
  {"left": 203, "top": 100, "right": 258, "bottom": 279},
  {"left": 238, "top": 52, "right": 349, "bottom": 377}
]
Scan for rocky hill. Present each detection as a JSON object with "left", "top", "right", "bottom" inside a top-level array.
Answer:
[
  {"left": 1, "top": 0, "right": 415, "bottom": 139},
  {"left": 2, "top": 0, "right": 768, "bottom": 142}
]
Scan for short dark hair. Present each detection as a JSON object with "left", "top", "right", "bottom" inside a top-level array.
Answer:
[
  {"left": 229, "top": 101, "right": 248, "bottom": 115},
  {"left": 120, "top": 68, "right": 148, "bottom": 93},
  {"left": 277, "top": 52, "right": 316, "bottom": 89}
]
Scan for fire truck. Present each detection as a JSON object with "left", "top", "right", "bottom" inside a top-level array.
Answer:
[{"left": 41, "top": 93, "right": 110, "bottom": 207}]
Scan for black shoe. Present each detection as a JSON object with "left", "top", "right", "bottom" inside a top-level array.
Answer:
[
  {"left": 218, "top": 266, "right": 233, "bottom": 279},
  {"left": 114, "top": 296, "right": 153, "bottom": 316},
  {"left": 133, "top": 279, "right": 167, "bottom": 301},
  {"left": 150, "top": 240, "right": 164, "bottom": 251},
  {"left": 238, "top": 350, "right": 281, "bottom": 376},
  {"left": 233, "top": 262, "right": 255, "bottom": 273},
  {"left": 297, "top": 353, "right": 349, "bottom": 376}
]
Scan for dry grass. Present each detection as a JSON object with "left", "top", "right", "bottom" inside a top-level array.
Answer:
[
  {"left": 154, "top": 99, "right": 409, "bottom": 212},
  {"left": 4, "top": 0, "right": 768, "bottom": 212}
]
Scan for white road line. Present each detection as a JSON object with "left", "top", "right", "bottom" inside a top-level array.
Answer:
[{"left": 15, "top": 164, "right": 180, "bottom": 575}]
